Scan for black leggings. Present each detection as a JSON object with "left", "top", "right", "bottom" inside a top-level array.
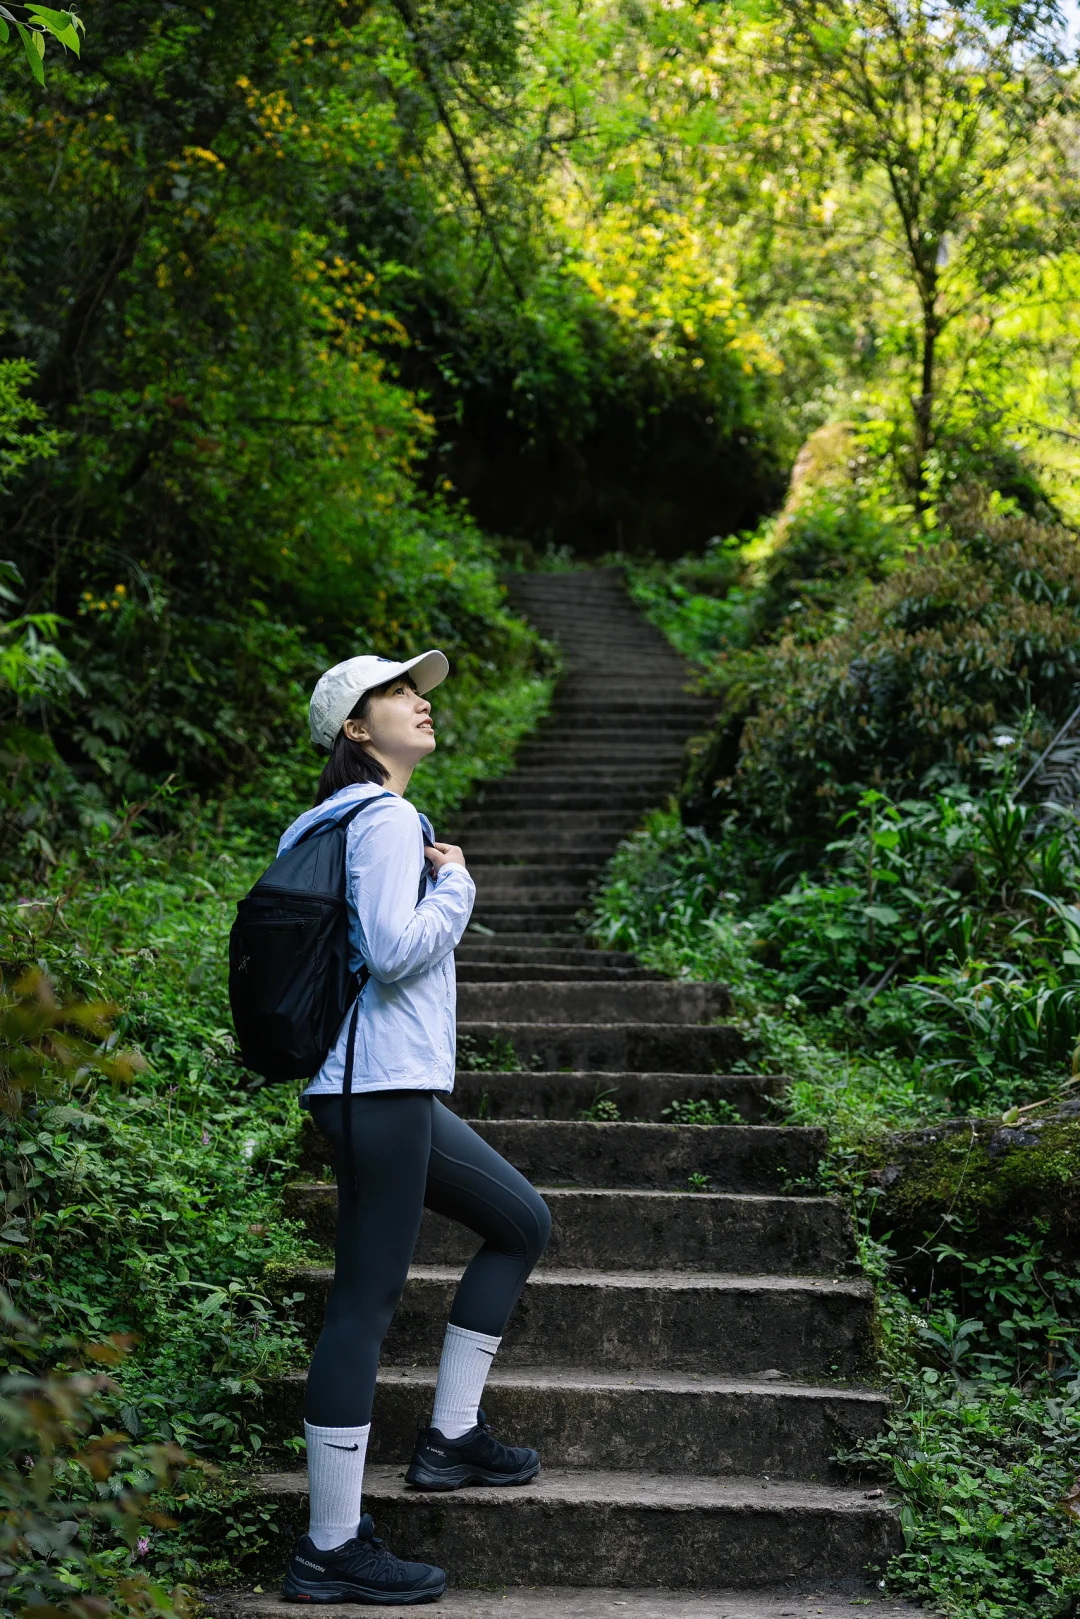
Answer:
[{"left": 304, "top": 1090, "right": 551, "bottom": 1427}]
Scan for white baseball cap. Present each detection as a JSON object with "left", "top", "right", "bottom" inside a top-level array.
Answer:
[{"left": 308, "top": 649, "right": 449, "bottom": 749}]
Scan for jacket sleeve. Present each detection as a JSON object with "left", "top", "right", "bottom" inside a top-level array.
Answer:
[{"left": 348, "top": 796, "right": 475, "bottom": 982}]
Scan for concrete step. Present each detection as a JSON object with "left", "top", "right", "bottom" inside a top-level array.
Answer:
[
  {"left": 471, "top": 887, "right": 589, "bottom": 909},
  {"left": 467, "top": 851, "right": 615, "bottom": 869},
  {"left": 468, "top": 863, "right": 599, "bottom": 886},
  {"left": 461, "top": 928, "right": 611, "bottom": 947},
  {"left": 249, "top": 1465, "right": 900, "bottom": 1587},
  {"left": 466, "top": 911, "right": 587, "bottom": 933},
  {"left": 277, "top": 1267, "right": 875, "bottom": 1377},
  {"left": 505, "top": 761, "right": 681, "bottom": 778},
  {"left": 541, "top": 697, "right": 710, "bottom": 714},
  {"left": 460, "top": 833, "right": 628, "bottom": 857},
  {"left": 508, "top": 728, "right": 698, "bottom": 747},
  {"left": 523, "top": 707, "right": 692, "bottom": 722},
  {"left": 456, "top": 962, "right": 657, "bottom": 982},
  {"left": 297, "top": 1118, "right": 822, "bottom": 1193},
  {"left": 471, "top": 788, "right": 669, "bottom": 810},
  {"left": 260, "top": 1366, "right": 888, "bottom": 1478},
  {"left": 454, "top": 812, "right": 636, "bottom": 833},
  {"left": 470, "top": 1119, "right": 821, "bottom": 1192},
  {"left": 517, "top": 746, "right": 688, "bottom": 763},
  {"left": 457, "top": 1021, "right": 744, "bottom": 1071},
  {"left": 207, "top": 1585, "right": 920, "bottom": 1618},
  {"left": 455, "top": 946, "right": 644, "bottom": 968},
  {"left": 285, "top": 1187, "right": 856, "bottom": 1276},
  {"left": 444, "top": 1069, "right": 783, "bottom": 1121},
  {"left": 455, "top": 981, "right": 731, "bottom": 1025}
]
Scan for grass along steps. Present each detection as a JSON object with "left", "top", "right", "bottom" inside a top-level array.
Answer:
[{"left": 218, "top": 567, "right": 903, "bottom": 1610}]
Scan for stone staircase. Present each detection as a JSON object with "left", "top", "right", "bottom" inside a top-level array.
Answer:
[{"left": 216, "top": 568, "right": 912, "bottom": 1618}]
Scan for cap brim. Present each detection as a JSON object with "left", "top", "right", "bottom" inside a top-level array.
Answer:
[{"left": 398, "top": 649, "right": 449, "bottom": 695}]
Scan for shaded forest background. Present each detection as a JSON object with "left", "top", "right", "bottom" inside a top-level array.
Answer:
[{"left": 4, "top": 4, "right": 1080, "bottom": 1619}]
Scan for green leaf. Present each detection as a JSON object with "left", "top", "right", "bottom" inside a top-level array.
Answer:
[
  {"left": 26, "top": 4, "right": 80, "bottom": 51},
  {"left": 15, "top": 21, "right": 45, "bottom": 83},
  {"left": 864, "top": 904, "right": 901, "bottom": 926},
  {"left": 0, "top": 17, "right": 8, "bottom": 41}
]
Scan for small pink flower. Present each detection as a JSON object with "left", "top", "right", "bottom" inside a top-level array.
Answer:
[
  {"left": 136, "top": 1536, "right": 150, "bottom": 1558},
  {"left": 201, "top": 1128, "right": 210, "bottom": 1146}
]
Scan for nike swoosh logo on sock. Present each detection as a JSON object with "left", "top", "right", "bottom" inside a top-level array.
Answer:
[{"left": 324, "top": 1442, "right": 359, "bottom": 1451}]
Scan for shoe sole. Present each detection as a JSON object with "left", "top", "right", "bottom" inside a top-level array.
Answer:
[
  {"left": 403, "top": 1459, "right": 541, "bottom": 1492},
  {"left": 282, "top": 1574, "right": 446, "bottom": 1606}
]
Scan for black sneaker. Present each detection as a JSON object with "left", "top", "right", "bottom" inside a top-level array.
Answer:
[
  {"left": 404, "top": 1407, "right": 540, "bottom": 1491},
  {"left": 282, "top": 1515, "right": 446, "bottom": 1605}
]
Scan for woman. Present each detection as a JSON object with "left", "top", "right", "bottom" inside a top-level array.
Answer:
[{"left": 281, "top": 649, "right": 551, "bottom": 1607}]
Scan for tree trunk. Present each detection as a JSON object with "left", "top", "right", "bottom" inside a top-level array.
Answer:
[{"left": 912, "top": 302, "right": 938, "bottom": 506}]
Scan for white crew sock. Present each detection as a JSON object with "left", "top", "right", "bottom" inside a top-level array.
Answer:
[
  {"left": 430, "top": 1323, "right": 502, "bottom": 1439},
  {"left": 304, "top": 1420, "right": 370, "bottom": 1550}
]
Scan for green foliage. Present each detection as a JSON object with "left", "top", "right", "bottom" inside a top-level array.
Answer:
[
  {"left": 578, "top": 1086, "right": 621, "bottom": 1123},
  {"left": 456, "top": 1032, "right": 524, "bottom": 1072},
  {"left": 591, "top": 779, "right": 1080, "bottom": 1119},
  {"left": 851, "top": 1228, "right": 1080, "bottom": 1618},
  {"left": 684, "top": 503, "right": 1080, "bottom": 845},
  {"left": 663, "top": 1097, "right": 742, "bottom": 1126},
  {"left": 762, "top": 0, "right": 1079, "bottom": 489},
  {"left": 0, "top": 1297, "right": 193, "bottom": 1619},
  {"left": 0, "top": 3, "right": 83, "bottom": 86}
]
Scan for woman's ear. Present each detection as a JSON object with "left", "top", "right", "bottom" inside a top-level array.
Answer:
[{"left": 343, "top": 718, "right": 369, "bottom": 743}]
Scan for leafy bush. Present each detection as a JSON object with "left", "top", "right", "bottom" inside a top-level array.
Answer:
[
  {"left": 684, "top": 504, "right": 1080, "bottom": 845},
  {"left": 592, "top": 783, "right": 1080, "bottom": 1115},
  {"left": 1, "top": 1296, "right": 195, "bottom": 1619},
  {"left": 624, "top": 424, "right": 913, "bottom": 661}
]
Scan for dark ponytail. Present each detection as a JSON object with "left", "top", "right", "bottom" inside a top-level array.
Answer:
[{"left": 312, "top": 673, "right": 414, "bottom": 805}]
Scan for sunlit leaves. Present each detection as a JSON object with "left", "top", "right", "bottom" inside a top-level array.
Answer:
[{"left": 1, "top": 2, "right": 83, "bottom": 84}]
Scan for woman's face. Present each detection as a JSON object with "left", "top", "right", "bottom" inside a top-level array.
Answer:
[{"left": 344, "top": 677, "right": 435, "bottom": 767}]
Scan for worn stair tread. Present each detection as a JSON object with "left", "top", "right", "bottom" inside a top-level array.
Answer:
[
  {"left": 204, "top": 1586, "right": 921, "bottom": 1618},
  {"left": 260, "top": 1364, "right": 888, "bottom": 1473},
  {"left": 279, "top": 1364, "right": 888, "bottom": 1401},
  {"left": 287, "top": 1185, "right": 857, "bottom": 1275},
  {"left": 255, "top": 1464, "right": 896, "bottom": 1516},
  {"left": 297, "top": 1264, "right": 872, "bottom": 1299},
  {"left": 456, "top": 982, "right": 732, "bottom": 1024},
  {"left": 456, "top": 964, "right": 660, "bottom": 981},
  {"left": 299, "top": 1117, "right": 821, "bottom": 1190},
  {"left": 315, "top": 1067, "right": 782, "bottom": 1123},
  {"left": 449, "top": 1067, "right": 782, "bottom": 1091},
  {"left": 452, "top": 1066, "right": 782, "bottom": 1081}
]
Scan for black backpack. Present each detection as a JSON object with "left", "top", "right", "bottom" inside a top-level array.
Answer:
[{"left": 229, "top": 792, "right": 426, "bottom": 1084}]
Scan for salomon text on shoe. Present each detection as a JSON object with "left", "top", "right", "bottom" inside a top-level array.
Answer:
[{"left": 282, "top": 1514, "right": 446, "bottom": 1605}]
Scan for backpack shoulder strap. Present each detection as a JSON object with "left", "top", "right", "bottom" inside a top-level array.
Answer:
[{"left": 294, "top": 791, "right": 394, "bottom": 847}]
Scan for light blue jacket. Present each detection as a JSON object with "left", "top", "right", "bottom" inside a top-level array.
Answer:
[{"left": 276, "top": 783, "right": 476, "bottom": 1097}]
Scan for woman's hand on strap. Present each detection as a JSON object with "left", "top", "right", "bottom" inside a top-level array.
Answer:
[{"left": 425, "top": 840, "right": 467, "bottom": 874}]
